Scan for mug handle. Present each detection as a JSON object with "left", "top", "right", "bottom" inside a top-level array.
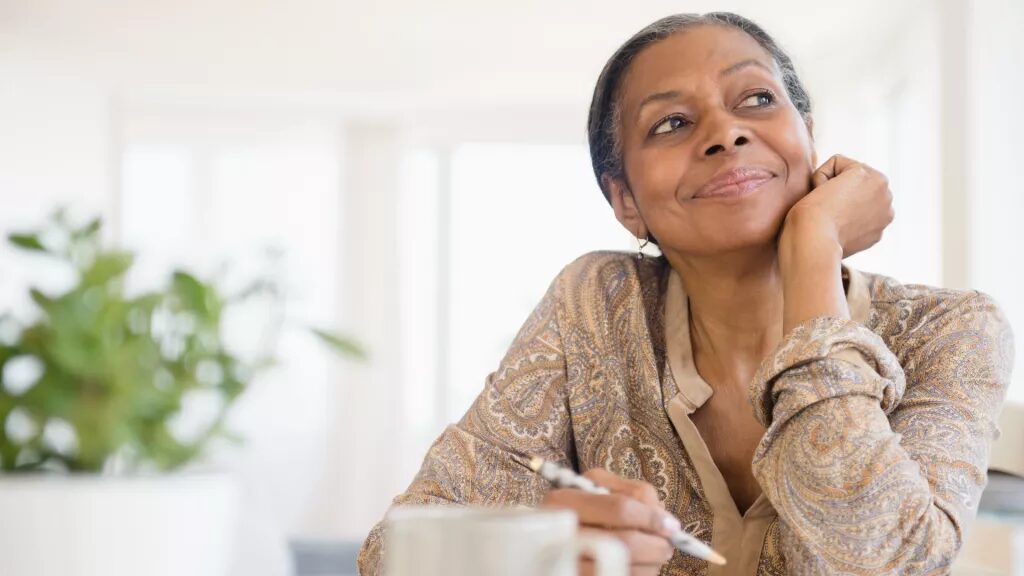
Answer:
[{"left": 573, "top": 533, "right": 629, "bottom": 576}]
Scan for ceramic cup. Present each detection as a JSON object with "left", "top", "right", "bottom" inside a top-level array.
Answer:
[{"left": 384, "top": 506, "right": 628, "bottom": 576}]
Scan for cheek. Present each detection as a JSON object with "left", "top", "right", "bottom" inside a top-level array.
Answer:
[
  {"left": 628, "top": 148, "right": 691, "bottom": 201},
  {"left": 771, "top": 120, "right": 815, "bottom": 195}
]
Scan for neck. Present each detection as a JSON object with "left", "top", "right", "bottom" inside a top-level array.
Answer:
[{"left": 664, "top": 244, "right": 786, "bottom": 387}]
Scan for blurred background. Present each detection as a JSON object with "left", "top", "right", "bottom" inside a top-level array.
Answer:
[{"left": 1, "top": 0, "right": 1022, "bottom": 574}]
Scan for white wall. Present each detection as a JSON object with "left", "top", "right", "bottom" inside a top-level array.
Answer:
[
  {"left": 0, "top": 61, "right": 114, "bottom": 310},
  {"left": 0, "top": 0, "right": 917, "bottom": 106},
  {"left": 968, "top": 0, "right": 1024, "bottom": 404}
]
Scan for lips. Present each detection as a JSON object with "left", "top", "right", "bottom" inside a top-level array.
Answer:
[{"left": 694, "top": 167, "right": 775, "bottom": 199}]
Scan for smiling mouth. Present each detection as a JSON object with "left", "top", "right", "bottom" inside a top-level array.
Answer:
[{"left": 694, "top": 167, "right": 775, "bottom": 200}]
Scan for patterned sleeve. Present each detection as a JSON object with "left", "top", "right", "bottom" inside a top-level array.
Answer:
[
  {"left": 356, "top": 272, "right": 576, "bottom": 575},
  {"left": 748, "top": 291, "right": 1014, "bottom": 574}
]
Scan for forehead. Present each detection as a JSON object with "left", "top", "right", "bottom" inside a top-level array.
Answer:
[{"left": 619, "top": 25, "right": 778, "bottom": 104}]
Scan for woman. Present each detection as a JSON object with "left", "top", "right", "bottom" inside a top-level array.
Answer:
[{"left": 359, "top": 12, "right": 1014, "bottom": 575}]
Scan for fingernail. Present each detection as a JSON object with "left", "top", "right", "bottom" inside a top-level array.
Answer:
[{"left": 662, "top": 515, "right": 681, "bottom": 533}]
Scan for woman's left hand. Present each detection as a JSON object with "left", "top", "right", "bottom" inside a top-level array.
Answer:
[
  {"left": 776, "top": 155, "right": 894, "bottom": 333},
  {"left": 780, "top": 154, "right": 895, "bottom": 258}
]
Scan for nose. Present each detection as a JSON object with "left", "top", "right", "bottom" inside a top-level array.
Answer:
[
  {"left": 705, "top": 135, "right": 749, "bottom": 156},
  {"left": 701, "top": 112, "right": 751, "bottom": 157}
]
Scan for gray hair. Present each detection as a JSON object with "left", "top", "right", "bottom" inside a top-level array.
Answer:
[{"left": 587, "top": 12, "right": 813, "bottom": 202}]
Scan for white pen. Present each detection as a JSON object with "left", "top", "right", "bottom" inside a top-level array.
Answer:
[{"left": 527, "top": 455, "right": 727, "bottom": 566}]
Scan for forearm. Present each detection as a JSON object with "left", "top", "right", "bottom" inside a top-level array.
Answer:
[
  {"left": 754, "top": 377, "right": 963, "bottom": 574},
  {"left": 778, "top": 211, "right": 849, "bottom": 335},
  {"left": 748, "top": 289, "right": 1011, "bottom": 573}
]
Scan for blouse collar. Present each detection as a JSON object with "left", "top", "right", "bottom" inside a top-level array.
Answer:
[{"left": 664, "top": 263, "right": 872, "bottom": 415}]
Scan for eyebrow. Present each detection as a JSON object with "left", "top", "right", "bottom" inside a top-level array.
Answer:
[
  {"left": 634, "top": 59, "right": 773, "bottom": 122},
  {"left": 719, "top": 58, "right": 771, "bottom": 77}
]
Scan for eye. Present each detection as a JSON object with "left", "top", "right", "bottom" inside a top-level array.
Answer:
[
  {"left": 738, "top": 90, "right": 776, "bottom": 109},
  {"left": 651, "top": 115, "right": 691, "bottom": 136}
]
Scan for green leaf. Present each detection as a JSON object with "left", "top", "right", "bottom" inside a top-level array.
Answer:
[
  {"left": 82, "top": 252, "right": 133, "bottom": 285},
  {"left": 171, "top": 271, "right": 220, "bottom": 318},
  {"left": 29, "top": 288, "right": 53, "bottom": 311},
  {"left": 81, "top": 218, "right": 102, "bottom": 237},
  {"left": 8, "top": 233, "right": 46, "bottom": 252},
  {"left": 310, "top": 328, "right": 366, "bottom": 359}
]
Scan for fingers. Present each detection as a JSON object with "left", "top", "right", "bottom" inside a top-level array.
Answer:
[
  {"left": 812, "top": 154, "right": 838, "bottom": 182},
  {"left": 579, "top": 527, "right": 675, "bottom": 565},
  {"left": 811, "top": 154, "right": 892, "bottom": 200},
  {"left": 582, "top": 469, "right": 664, "bottom": 509},
  {"left": 541, "top": 469, "right": 679, "bottom": 575},
  {"left": 543, "top": 489, "right": 680, "bottom": 535},
  {"left": 812, "top": 154, "right": 862, "bottom": 188},
  {"left": 811, "top": 170, "right": 829, "bottom": 190},
  {"left": 810, "top": 155, "right": 837, "bottom": 190},
  {"left": 817, "top": 154, "right": 859, "bottom": 177}
]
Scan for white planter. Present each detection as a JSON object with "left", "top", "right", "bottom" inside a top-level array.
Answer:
[{"left": 0, "top": 473, "right": 238, "bottom": 576}]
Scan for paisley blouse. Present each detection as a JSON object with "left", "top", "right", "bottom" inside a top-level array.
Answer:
[{"left": 358, "top": 251, "right": 1014, "bottom": 575}]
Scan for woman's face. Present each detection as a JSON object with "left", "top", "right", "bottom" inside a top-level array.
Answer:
[{"left": 608, "top": 25, "right": 816, "bottom": 258}]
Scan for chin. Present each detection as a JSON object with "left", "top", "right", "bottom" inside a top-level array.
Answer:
[
  {"left": 697, "top": 214, "right": 787, "bottom": 254},
  {"left": 717, "top": 228, "right": 781, "bottom": 252}
]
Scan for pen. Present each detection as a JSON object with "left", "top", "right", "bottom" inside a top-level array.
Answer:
[{"left": 527, "top": 455, "right": 727, "bottom": 566}]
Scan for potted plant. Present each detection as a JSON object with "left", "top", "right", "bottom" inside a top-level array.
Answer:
[{"left": 0, "top": 211, "right": 363, "bottom": 576}]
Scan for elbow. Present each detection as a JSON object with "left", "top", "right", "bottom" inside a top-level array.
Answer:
[
  {"left": 865, "top": 498, "right": 967, "bottom": 573},
  {"left": 785, "top": 497, "right": 970, "bottom": 573},
  {"left": 357, "top": 522, "right": 387, "bottom": 576}
]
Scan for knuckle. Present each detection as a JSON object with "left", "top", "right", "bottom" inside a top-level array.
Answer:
[
  {"left": 646, "top": 510, "right": 664, "bottom": 533},
  {"left": 608, "top": 494, "right": 634, "bottom": 521},
  {"left": 540, "top": 489, "right": 572, "bottom": 508},
  {"left": 645, "top": 485, "right": 660, "bottom": 503},
  {"left": 618, "top": 475, "right": 651, "bottom": 494},
  {"left": 616, "top": 529, "right": 642, "bottom": 550},
  {"left": 662, "top": 541, "right": 676, "bottom": 561},
  {"left": 623, "top": 483, "right": 649, "bottom": 503}
]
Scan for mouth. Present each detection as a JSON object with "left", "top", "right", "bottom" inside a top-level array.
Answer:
[{"left": 693, "top": 167, "right": 775, "bottom": 200}]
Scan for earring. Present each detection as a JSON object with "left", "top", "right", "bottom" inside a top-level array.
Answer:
[{"left": 636, "top": 234, "right": 650, "bottom": 261}]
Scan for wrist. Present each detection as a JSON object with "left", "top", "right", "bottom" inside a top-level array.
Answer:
[
  {"left": 778, "top": 209, "right": 842, "bottom": 268},
  {"left": 778, "top": 210, "right": 848, "bottom": 334}
]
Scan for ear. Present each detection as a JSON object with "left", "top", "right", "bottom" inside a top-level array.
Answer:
[
  {"left": 804, "top": 115, "right": 817, "bottom": 167},
  {"left": 604, "top": 174, "right": 648, "bottom": 239}
]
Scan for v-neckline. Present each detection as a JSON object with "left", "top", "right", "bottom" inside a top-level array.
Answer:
[{"left": 660, "top": 263, "right": 871, "bottom": 572}]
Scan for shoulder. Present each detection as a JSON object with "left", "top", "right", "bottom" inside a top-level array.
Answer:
[
  {"left": 862, "top": 269, "right": 1010, "bottom": 333},
  {"left": 551, "top": 250, "right": 667, "bottom": 303},
  {"left": 859, "top": 269, "right": 1014, "bottom": 378},
  {"left": 543, "top": 252, "right": 668, "bottom": 342},
  {"left": 554, "top": 250, "right": 640, "bottom": 285}
]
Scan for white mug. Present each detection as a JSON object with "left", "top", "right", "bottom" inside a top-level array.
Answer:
[{"left": 384, "top": 506, "right": 628, "bottom": 576}]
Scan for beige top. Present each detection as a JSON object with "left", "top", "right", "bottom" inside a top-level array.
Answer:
[
  {"left": 359, "top": 251, "right": 1014, "bottom": 575},
  {"left": 661, "top": 265, "right": 872, "bottom": 575}
]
